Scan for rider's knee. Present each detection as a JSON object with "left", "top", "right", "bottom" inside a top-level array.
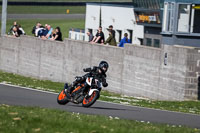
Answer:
[{"left": 64, "top": 83, "right": 68, "bottom": 89}]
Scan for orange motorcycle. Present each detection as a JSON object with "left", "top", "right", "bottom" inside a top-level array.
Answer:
[{"left": 57, "top": 76, "right": 101, "bottom": 107}]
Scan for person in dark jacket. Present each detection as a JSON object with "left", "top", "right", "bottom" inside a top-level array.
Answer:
[
  {"left": 32, "top": 22, "right": 44, "bottom": 37},
  {"left": 12, "top": 26, "right": 22, "bottom": 37},
  {"left": 51, "top": 27, "right": 63, "bottom": 41},
  {"left": 108, "top": 25, "right": 115, "bottom": 38},
  {"left": 65, "top": 61, "right": 109, "bottom": 96}
]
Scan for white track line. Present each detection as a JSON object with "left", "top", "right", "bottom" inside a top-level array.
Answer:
[{"left": 0, "top": 83, "right": 59, "bottom": 95}]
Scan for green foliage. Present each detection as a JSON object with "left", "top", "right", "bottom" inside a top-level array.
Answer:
[{"left": 0, "top": 104, "right": 199, "bottom": 133}]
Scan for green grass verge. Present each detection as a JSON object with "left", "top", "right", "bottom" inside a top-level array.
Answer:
[
  {"left": 0, "top": 6, "right": 86, "bottom": 14},
  {"left": 100, "top": 95, "right": 200, "bottom": 114},
  {"left": 0, "top": 70, "right": 200, "bottom": 115},
  {"left": 5, "top": 19, "right": 85, "bottom": 39},
  {"left": 0, "top": 104, "right": 199, "bottom": 133},
  {"left": 0, "top": 70, "right": 64, "bottom": 92}
]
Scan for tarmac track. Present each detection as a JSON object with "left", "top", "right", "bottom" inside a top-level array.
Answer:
[{"left": 0, "top": 83, "right": 200, "bottom": 129}]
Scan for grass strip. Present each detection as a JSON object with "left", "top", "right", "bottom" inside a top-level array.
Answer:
[
  {"left": 0, "top": 104, "right": 199, "bottom": 133},
  {"left": 0, "top": 70, "right": 200, "bottom": 115},
  {"left": 0, "top": 70, "right": 64, "bottom": 92},
  {"left": 0, "top": 6, "right": 86, "bottom": 14}
]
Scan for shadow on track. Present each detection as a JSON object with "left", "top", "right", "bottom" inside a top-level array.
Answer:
[{"left": 69, "top": 104, "right": 140, "bottom": 112}]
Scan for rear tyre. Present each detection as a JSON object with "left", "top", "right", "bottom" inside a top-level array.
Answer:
[
  {"left": 82, "top": 91, "right": 99, "bottom": 108},
  {"left": 57, "top": 90, "right": 69, "bottom": 105}
]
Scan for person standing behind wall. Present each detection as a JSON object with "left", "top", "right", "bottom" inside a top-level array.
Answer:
[
  {"left": 87, "top": 31, "right": 94, "bottom": 42},
  {"left": 42, "top": 24, "right": 53, "bottom": 40},
  {"left": 119, "top": 33, "right": 131, "bottom": 47},
  {"left": 32, "top": 22, "right": 43, "bottom": 37},
  {"left": 51, "top": 27, "right": 63, "bottom": 41},
  {"left": 40, "top": 24, "right": 49, "bottom": 39},
  {"left": 104, "top": 29, "right": 117, "bottom": 46},
  {"left": 91, "top": 26, "right": 105, "bottom": 44},
  {"left": 12, "top": 26, "right": 22, "bottom": 37},
  {"left": 8, "top": 21, "right": 18, "bottom": 35},
  {"left": 108, "top": 25, "right": 115, "bottom": 38}
]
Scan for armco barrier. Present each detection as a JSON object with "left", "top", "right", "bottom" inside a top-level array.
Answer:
[{"left": 0, "top": 35, "right": 200, "bottom": 101}]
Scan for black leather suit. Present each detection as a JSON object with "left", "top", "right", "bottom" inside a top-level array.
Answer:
[{"left": 66, "top": 66, "right": 108, "bottom": 94}]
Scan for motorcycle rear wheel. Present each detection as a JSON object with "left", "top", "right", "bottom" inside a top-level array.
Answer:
[
  {"left": 57, "top": 90, "right": 69, "bottom": 105},
  {"left": 82, "top": 91, "right": 99, "bottom": 108}
]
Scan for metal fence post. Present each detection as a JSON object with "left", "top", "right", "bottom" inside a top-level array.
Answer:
[{"left": 1, "top": 0, "right": 8, "bottom": 36}]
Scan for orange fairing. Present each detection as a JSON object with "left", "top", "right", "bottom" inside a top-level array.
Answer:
[
  {"left": 83, "top": 91, "right": 96, "bottom": 104},
  {"left": 58, "top": 90, "right": 66, "bottom": 100},
  {"left": 72, "top": 84, "right": 85, "bottom": 93}
]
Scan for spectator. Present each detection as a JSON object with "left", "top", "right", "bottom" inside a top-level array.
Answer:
[
  {"left": 18, "top": 24, "right": 26, "bottom": 35},
  {"left": 108, "top": 25, "right": 115, "bottom": 38},
  {"left": 51, "top": 29, "right": 56, "bottom": 39},
  {"left": 35, "top": 26, "right": 45, "bottom": 37},
  {"left": 91, "top": 26, "right": 105, "bottom": 44},
  {"left": 32, "top": 22, "right": 43, "bottom": 36},
  {"left": 40, "top": 24, "right": 50, "bottom": 39},
  {"left": 119, "top": 33, "right": 131, "bottom": 47},
  {"left": 12, "top": 26, "right": 22, "bottom": 37},
  {"left": 87, "top": 31, "right": 94, "bottom": 42},
  {"left": 104, "top": 29, "right": 117, "bottom": 46},
  {"left": 8, "top": 21, "right": 18, "bottom": 35},
  {"left": 32, "top": 22, "right": 39, "bottom": 35},
  {"left": 38, "top": 24, "right": 48, "bottom": 38},
  {"left": 42, "top": 24, "right": 53, "bottom": 40},
  {"left": 51, "top": 27, "right": 63, "bottom": 41}
]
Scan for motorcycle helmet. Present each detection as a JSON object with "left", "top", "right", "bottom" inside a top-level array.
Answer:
[{"left": 99, "top": 61, "right": 109, "bottom": 73}]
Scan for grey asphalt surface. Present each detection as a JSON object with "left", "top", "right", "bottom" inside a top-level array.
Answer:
[
  {"left": 0, "top": 84, "right": 200, "bottom": 129},
  {"left": 0, "top": 14, "right": 85, "bottom": 19}
]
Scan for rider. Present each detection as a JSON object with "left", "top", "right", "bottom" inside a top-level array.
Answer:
[{"left": 64, "top": 61, "right": 109, "bottom": 96}]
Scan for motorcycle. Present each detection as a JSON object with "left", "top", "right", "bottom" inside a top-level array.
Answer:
[{"left": 57, "top": 76, "right": 101, "bottom": 107}]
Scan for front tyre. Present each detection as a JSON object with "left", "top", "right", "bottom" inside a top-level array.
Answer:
[
  {"left": 82, "top": 91, "right": 99, "bottom": 108},
  {"left": 57, "top": 90, "right": 69, "bottom": 105}
]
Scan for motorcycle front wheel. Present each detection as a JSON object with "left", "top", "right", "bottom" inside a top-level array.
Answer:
[
  {"left": 82, "top": 91, "right": 99, "bottom": 108},
  {"left": 57, "top": 89, "right": 69, "bottom": 105}
]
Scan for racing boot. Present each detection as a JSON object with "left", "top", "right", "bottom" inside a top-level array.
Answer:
[
  {"left": 67, "top": 78, "right": 80, "bottom": 94},
  {"left": 63, "top": 83, "right": 72, "bottom": 100},
  {"left": 64, "top": 83, "right": 68, "bottom": 91}
]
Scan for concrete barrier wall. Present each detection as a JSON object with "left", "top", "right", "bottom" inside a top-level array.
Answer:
[
  {"left": 184, "top": 48, "right": 200, "bottom": 100},
  {"left": 0, "top": 35, "right": 200, "bottom": 101},
  {"left": 122, "top": 45, "right": 162, "bottom": 99},
  {"left": 159, "top": 46, "right": 188, "bottom": 100}
]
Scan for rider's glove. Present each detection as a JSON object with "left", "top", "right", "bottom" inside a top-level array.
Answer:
[
  {"left": 83, "top": 68, "right": 92, "bottom": 72},
  {"left": 102, "top": 82, "right": 108, "bottom": 87}
]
